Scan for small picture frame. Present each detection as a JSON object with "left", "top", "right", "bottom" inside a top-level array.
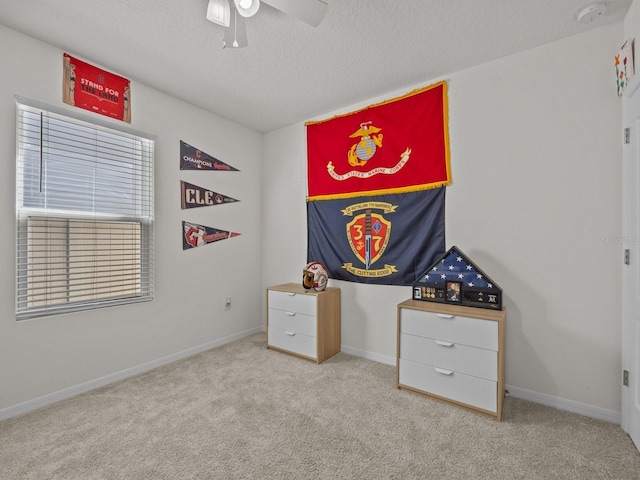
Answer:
[
  {"left": 446, "top": 281, "right": 461, "bottom": 303},
  {"left": 616, "top": 39, "right": 635, "bottom": 96}
]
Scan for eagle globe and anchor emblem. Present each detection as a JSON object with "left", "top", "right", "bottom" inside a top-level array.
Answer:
[
  {"left": 348, "top": 122, "right": 383, "bottom": 167},
  {"left": 326, "top": 120, "right": 411, "bottom": 182}
]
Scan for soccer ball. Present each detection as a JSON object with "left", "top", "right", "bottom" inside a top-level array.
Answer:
[{"left": 302, "top": 261, "right": 328, "bottom": 292}]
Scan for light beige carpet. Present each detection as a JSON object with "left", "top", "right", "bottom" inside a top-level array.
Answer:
[{"left": 1, "top": 332, "right": 639, "bottom": 479}]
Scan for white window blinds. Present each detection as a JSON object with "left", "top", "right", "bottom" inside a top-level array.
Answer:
[{"left": 15, "top": 99, "right": 154, "bottom": 319}]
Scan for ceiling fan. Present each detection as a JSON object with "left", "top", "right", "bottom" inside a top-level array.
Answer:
[{"left": 206, "top": 0, "right": 328, "bottom": 48}]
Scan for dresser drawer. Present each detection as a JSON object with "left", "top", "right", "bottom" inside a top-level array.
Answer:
[
  {"left": 268, "top": 290, "right": 316, "bottom": 316},
  {"left": 399, "top": 333, "right": 497, "bottom": 381},
  {"left": 268, "top": 308, "right": 317, "bottom": 337},
  {"left": 399, "top": 358, "right": 497, "bottom": 413},
  {"left": 400, "top": 308, "right": 498, "bottom": 351},
  {"left": 268, "top": 326, "right": 316, "bottom": 359}
]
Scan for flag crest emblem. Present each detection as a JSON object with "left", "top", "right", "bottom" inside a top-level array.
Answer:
[
  {"left": 349, "top": 122, "right": 383, "bottom": 166},
  {"left": 346, "top": 210, "right": 391, "bottom": 269}
]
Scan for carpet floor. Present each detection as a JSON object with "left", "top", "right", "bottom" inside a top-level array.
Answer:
[{"left": 1, "top": 332, "right": 639, "bottom": 479}]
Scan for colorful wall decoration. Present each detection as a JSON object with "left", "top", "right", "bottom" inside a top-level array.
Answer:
[
  {"left": 180, "top": 141, "right": 239, "bottom": 171},
  {"left": 306, "top": 82, "right": 450, "bottom": 285},
  {"left": 182, "top": 221, "right": 240, "bottom": 250},
  {"left": 180, "top": 141, "right": 241, "bottom": 250},
  {"left": 306, "top": 81, "right": 450, "bottom": 201},
  {"left": 63, "top": 53, "right": 131, "bottom": 123},
  {"left": 616, "top": 39, "right": 635, "bottom": 96},
  {"left": 180, "top": 181, "right": 239, "bottom": 209}
]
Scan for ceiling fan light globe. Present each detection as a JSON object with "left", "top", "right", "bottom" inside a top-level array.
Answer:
[{"left": 234, "top": 0, "right": 260, "bottom": 17}]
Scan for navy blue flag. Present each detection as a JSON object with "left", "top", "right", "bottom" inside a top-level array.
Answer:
[{"left": 307, "top": 188, "right": 445, "bottom": 285}]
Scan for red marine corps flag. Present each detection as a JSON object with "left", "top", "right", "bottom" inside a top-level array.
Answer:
[
  {"left": 182, "top": 221, "right": 241, "bottom": 250},
  {"left": 306, "top": 81, "right": 450, "bottom": 200},
  {"left": 306, "top": 82, "right": 450, "bottom": 285}
]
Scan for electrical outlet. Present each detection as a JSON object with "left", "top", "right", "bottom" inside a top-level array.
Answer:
[{"left": 224, "top": 296, "right": 232, "bottom": 310}]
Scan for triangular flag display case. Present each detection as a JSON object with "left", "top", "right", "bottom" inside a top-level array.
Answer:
[{"left": 412, "top": 246, "right": 502, "bottom": 310}]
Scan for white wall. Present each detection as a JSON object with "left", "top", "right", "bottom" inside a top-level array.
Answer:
[
  {"left": 0, "top": 25, "right": 263, "bottom": 414},
  {"left": 262, "top": 22, "right": 625, "bottom": 417},
  {"left": 625, "top": 0, "right": 640, "bottom": 40}
]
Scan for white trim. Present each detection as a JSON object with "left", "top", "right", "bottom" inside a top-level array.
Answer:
[
  {"left": 340, "top": 344, "right": 396, "bottom": 366},
  {"left": 621, "top": 70, "right": 640, "bottom": 443},
  {"left": 339, "top": 344, "right": 622, "bottom": 423},
  {"left": 506, "top": 385, "right": 621, "bottom": 424},
  {"left": 624, "top": 74, "right": 640, "bottom": 99},
  {"left": 0, "top": 326, "right": 261, "bottom": 421},
  {"left": 621, "top": 80, "right": 632, "bottom": 433},
  {"left": 15, "top": 95, "right": 156, "bottom": 140}
]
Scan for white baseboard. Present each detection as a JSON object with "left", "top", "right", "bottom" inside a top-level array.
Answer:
[
  {"left": 505, "top": 385, "right": 621, "bottom": 424},
  {"left": 339, "top": 344, "right": 622, "bottom": 424},
  {"left": 0, "top": 326, "right": 262, "bottom": 421},
  {"left": 340, "top": 344, "right": 396, "bottom": 366}
]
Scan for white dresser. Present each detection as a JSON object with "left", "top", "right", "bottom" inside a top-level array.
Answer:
[
  {"left": 396, "top": 299, "right": 506, "bottom": 420},
  {"left": 267, "top": 283, "right": 341, "bottom": 364}
]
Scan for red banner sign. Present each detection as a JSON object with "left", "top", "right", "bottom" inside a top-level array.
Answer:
[
  {"left": 306, "top": 82, "right": 450, "bottom": 200},
  {"left": 63, "top": 53, "right": 131, "bottom": 123}
]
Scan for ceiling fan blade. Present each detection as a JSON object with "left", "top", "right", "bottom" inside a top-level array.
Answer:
[
  {"left": 262, "top": 0, "right": 328, "bottom": 26},
  {"left": 206, "top": 0, "right": 231, "bottom": 26}
]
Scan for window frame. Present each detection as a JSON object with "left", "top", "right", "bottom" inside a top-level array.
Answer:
[{"left": 15, "top": 96, "right": 155, "bottom": 320}]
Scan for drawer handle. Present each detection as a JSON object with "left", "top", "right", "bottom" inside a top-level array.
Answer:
[
  {"left": 287, "top": 293, "right": 296, "bottom": 296},
  {"left": 437, "top": 314, "right": 454, "bottom": 319},
  {"left": 435, "top": 340, "right": 454, "bottom": 347},
  {"left": 434, "top": 367, "right": 453, "bottom": 376},
  {"left": 285, "top": 331, "right": 296, "bottom": 336},
  {"left": 286, "top": 312, "right": 296, "bottom": 316}
]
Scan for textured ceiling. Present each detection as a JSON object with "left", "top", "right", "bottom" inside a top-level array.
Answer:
[{"left": 0, "top": 0, "right": 632, "bottom": 132}]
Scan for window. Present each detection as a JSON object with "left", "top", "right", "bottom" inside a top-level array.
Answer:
[{"left": 15, "top": 98, "right": 154, "bottom": 320}]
